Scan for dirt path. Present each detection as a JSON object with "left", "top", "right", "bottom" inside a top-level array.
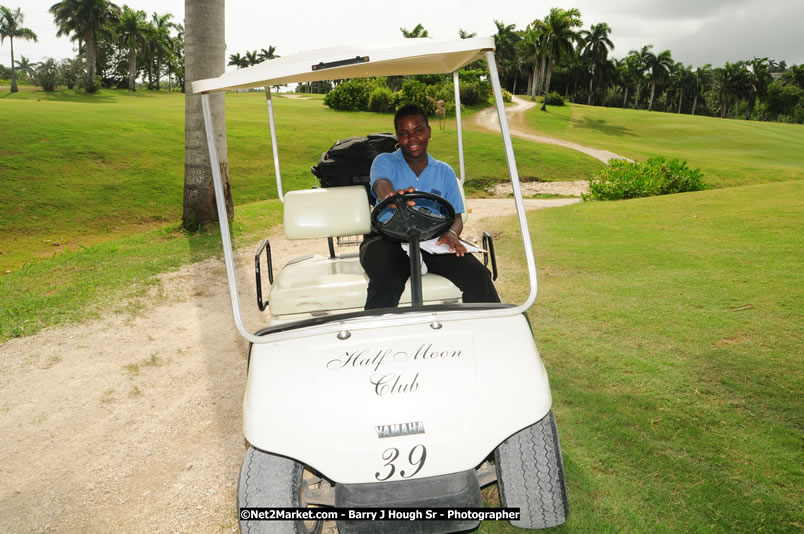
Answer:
[
  {"left": 470, "top": 95, "right": 629, "bottom": 164},
  {"left": 0, "top": 197, "right": 578, "bottom": 534}
]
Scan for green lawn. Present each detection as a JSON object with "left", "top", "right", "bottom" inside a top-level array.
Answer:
[
  {"left": 0, "top": 89, "right": 601, "bottom": 272},
  {"left": 480, "top": 180, "right": 803, "bottom": 533},
  {"left": 524, "top": 101, "right": 804, "bottom": 187}
]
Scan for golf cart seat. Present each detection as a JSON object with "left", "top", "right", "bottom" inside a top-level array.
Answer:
[{"left": 267, "top": 186, "right": 462, "bottom": 319}]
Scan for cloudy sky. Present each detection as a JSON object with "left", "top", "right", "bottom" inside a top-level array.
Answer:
[{"left": 6, "top": 0, "right": 804, "bottom": 69}]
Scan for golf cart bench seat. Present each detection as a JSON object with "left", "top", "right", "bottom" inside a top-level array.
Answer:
[{"left": 268, "top": 187, "right": 462, "bottom": 318}]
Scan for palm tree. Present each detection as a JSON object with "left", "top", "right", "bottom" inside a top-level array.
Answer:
[
  {"left": 535, "top": 7, "right": 583, "bottom": 111},
  {"left": 168, "top": 23, "right": 183, "bottom": 91},
  {"left": 669, "top": 62, "right": 695, "bottom": 113},
  {"left": 691, "top": 63, "right": 712, "bottom": 115},
  {"left": 643, "top": 46, "right": 673, "bottom": 111},
  {"left": 712, "top": 61, "right": 750, "bottom": 118},
  {"left": 49, "top": 0, "right": 120, "bottom": 91},
  {"left": 492, "top": 20, "right": 520, "bottom": 93},
  {"left": 183, "top": 0, "right": 231, "bottom": 228},
  {"left": 579, "top": 22, "right": 614, "bottom": 105},
  {"left": 0, "top": 6, "right": 38, "bottom": 92},
  {"left": 458, "top": 28, "right": 476, "bottom": 39},
  {"left": 745, "top": 57, "right": 771, "bottom": 120},
  {"left": 117, "top": 5, "right": 147, "bottom": 91},
  {"left": 780, "top": 64, "right": 804, "bottom": 88},
  {"left": 400, "top": 23, "right": 428, "bottom": 38},
  {"left": 257, "top": 45, "right": 278, "bottom": 62},
  {"left": 227, "top": 52, "right": 247, "bottom": 69},
  {"left": 14, "top": 54, "right": 38, "bottom": 79},
  {"left": 627, "top": 46, "right": 651, "bottom": 109},
  {"left": 619, "top": 54, "right": 640, "bottom": 108},
  {"left": 150, "top": 12, "right": 177, "bottom": 90},
  {"left": 245, "top": 49, "right": 259, "bottom": 66},
  {"left": 518, "top": 24, "right": 544, "bottom": 99}
]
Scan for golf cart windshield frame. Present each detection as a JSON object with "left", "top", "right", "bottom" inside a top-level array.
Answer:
[{"left": 195, "top": 39, "right": 538, "bottom": 344}]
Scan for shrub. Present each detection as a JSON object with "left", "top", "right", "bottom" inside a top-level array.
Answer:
[
  {"left": 603, "top": 93, "right": 623, "bottom": 108},
  {"left": 584, "top": 157, "right": 706, "bottom": 201},
  {"left": 324, "top": 78, "right": 380, "bottom": 111},
  {"left": 59, "top": 58, "right": 83, "bottom": 90},
  {"left": 33, "top": 58, "right": 60, "bottom": 92},
  {"left": 459, "top": 79, "right": 491, "bottom": 106},
  {"left": 368, "top": 86, "right": 394, "bottom": 112},
  {"left": 544, "top": 91, "right": 565, "bottom": 106},
  {"left": 398, "top": 79, "right": 433, "bottom": 113},
  {"left": 502, "top": 89, "right": 512, "bottom": 103}
]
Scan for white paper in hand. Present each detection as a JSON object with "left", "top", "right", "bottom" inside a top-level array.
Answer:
[{"left": 418, "top": 237, "right": 485, "bottom": 255}]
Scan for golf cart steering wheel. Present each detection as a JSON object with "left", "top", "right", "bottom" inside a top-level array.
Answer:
[{"left": 371, "top": 192, "right": 455, "bottom": 242}]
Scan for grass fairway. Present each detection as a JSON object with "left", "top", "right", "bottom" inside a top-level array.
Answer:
[
  {"left": 0, "top": 200, "right": 283, "bottom": 341},
  {"left": 480, "top": 180, "right": 802, "bottom": 533},
  {"left": 524, "top": 102, "right": 804, "bottom": 187},
  {"left": 0, "top": 89, "right": 601, "bottom": 272}
]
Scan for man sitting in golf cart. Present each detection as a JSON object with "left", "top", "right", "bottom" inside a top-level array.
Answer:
[{"left": 360, "top": 104, "right": 500, "bottom": 310}]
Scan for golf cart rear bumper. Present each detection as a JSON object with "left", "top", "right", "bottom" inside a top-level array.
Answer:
[{"left": 335, "top": 469, "right": 480, "bottom": 534}]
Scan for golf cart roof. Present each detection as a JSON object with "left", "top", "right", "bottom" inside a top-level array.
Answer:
[{"left": 191, "top": 36, "right": 495, "bottom": 94}]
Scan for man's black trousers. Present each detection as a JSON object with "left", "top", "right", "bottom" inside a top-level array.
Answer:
[{"left": 359, "top": 235, "right": 500, "bottom": 310}]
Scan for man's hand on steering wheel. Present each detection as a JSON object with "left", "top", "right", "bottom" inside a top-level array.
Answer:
[{"left": 382, "top": 186, "right": 417, "bottom": 208}]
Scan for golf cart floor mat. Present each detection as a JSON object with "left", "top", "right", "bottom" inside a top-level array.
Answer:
[{"left": 335, "top": 469, "right": 481, "bottom": 534}]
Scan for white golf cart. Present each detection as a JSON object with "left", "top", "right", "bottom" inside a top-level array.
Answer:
[{"left": 192, "top": 37, "right": 568, "bottom": 533}]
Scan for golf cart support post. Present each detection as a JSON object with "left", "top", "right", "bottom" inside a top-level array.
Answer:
[{"left": 194, "top": 38, "right": 538, "bottom": 344}]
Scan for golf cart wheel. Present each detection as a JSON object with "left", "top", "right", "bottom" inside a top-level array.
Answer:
[
  {"left": 494, "top": 410, "right": 569, "bottom": 529},
  {"left": 238, "top": 446, "right": 323, "bottom": 534}
]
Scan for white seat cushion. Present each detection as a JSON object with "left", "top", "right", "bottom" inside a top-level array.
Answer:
[
  {"left": 283, "top": 186, "right": 371, "bottom": 240},
  {"left": 268, "top": 255, "right": 461, "bottom": 317}
]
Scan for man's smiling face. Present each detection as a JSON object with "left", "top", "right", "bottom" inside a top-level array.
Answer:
[{"left": 396, "top": 114, "right": 431, "bottom": 162}]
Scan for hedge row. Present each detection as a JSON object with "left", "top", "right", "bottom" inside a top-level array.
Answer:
[{"left": 323, "top": 75, "right": 493, "bottom": 115}]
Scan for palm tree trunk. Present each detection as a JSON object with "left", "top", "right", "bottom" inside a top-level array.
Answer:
[
  {"left": 587, "top": 72, "right": 593, "bottom": 106},
  {"left": 539, "top": 55, "right": 547, "bottom": 95},
  {"left": 156, "top": 54, "right": 162, "bottom": 90},
  {"left": 678, "top": 88, "right": 683, "bottom": 113},
  {"left": 634, "top": 82, "right": 641, "bottom": 109},
  {"left": 532, "top": 61, "right": 541, "bottom": 100},
  {"left": 541, "top": 56, "right": 554, "bottom": 111},
  {"left": 128, "top": 45, "right": 136, "bottom": 91},
  {"left": 86, "top": 31, "right": 97, "bottom": 90},
  {"left": 9, "top": 37, "right": 18, "bottom": 93},
  {"left": 183, "top": 0, "right": 232, "bottom": 228},
  {"left": 692, "top": 92, "right": 698, "bottom": 115},
  {"left": 622, "top": 86, "right": 629, "bottom": 108},
  {"left": 526, "top": 70, "right": 532, "bottom": 97},
  {"left": 648, "top": 81, "right": 656, "bottom": 111}
]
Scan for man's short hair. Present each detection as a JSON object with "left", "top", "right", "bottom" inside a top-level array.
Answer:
[{"left": 394, "top": 104, "right": 430, "bottom": 131}]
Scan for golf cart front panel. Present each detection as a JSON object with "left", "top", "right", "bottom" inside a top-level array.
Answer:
[{"left": 244, "top": 313, "right": 551, "bottom": 484}]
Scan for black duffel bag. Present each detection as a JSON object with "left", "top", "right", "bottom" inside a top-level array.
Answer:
[{"left": 311, "top": 133, "right": 398, "bottom": 188}]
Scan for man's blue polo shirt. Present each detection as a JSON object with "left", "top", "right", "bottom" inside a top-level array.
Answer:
[{"left": 370, "top": 149, "right": 465, "bottom": 214}]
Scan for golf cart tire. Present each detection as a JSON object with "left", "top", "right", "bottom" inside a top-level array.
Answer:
[
  {"left": 494, "top": 411, "right": 569, "bottom": 529},
  {"left": 238, "top": 446, "right": 323, "bottom": 534}
]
